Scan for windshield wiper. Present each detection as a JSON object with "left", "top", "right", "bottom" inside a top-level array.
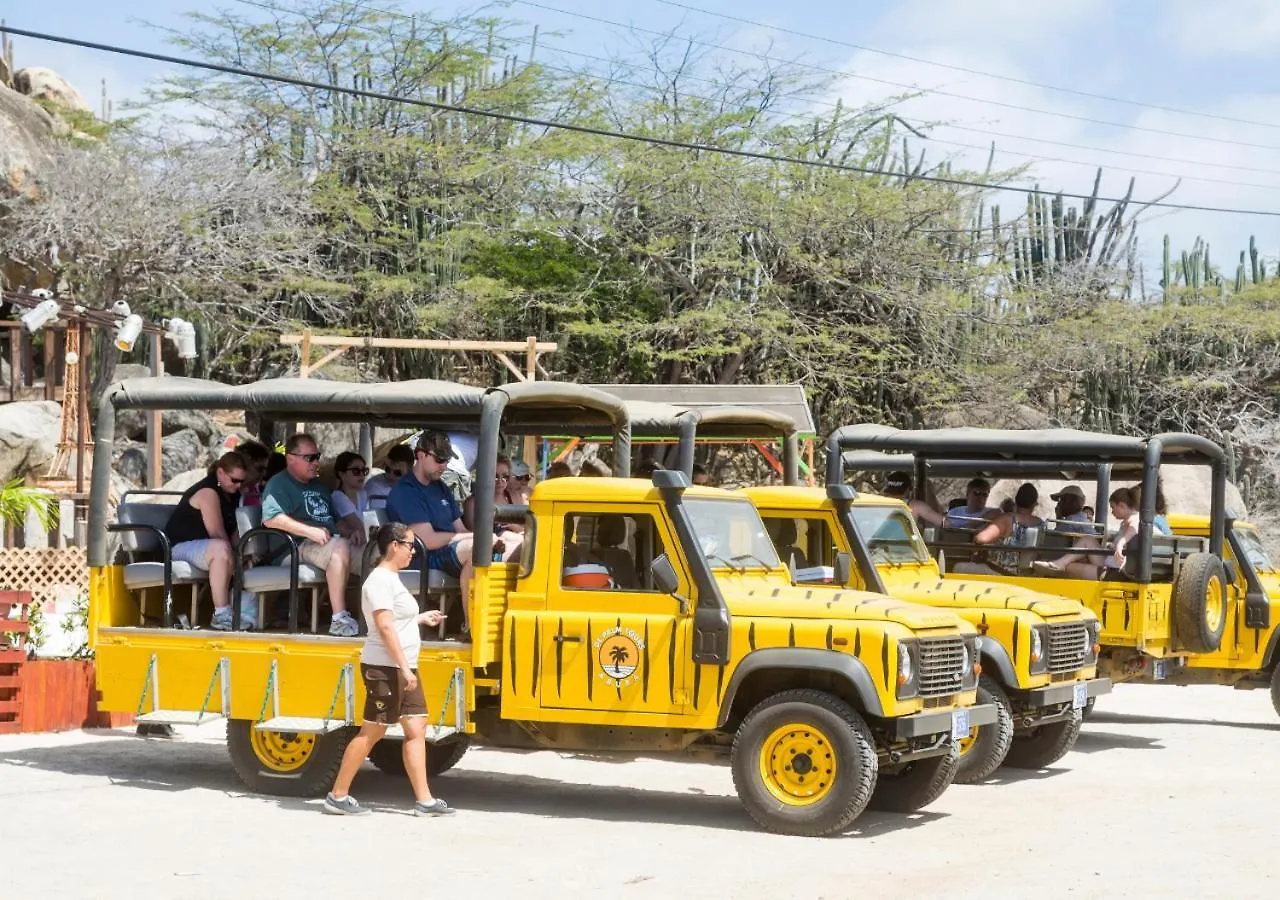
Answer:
[
  {"left": 706, "top": 553, "right": 746, "bottom": 573},
  {"left": 731, "top": 553, "right": 773, "bottom": 569}
]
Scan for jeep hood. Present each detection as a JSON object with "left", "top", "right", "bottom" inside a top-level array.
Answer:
[
  {"left": 725, "top": 584, "right": 964, "bottom": 631},
  {"left": 877, "top": 565, "right": 1085, "bottom": 618}
]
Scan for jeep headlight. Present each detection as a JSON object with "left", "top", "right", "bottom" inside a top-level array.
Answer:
[
  {"left": 895, "top": 640, "right": 918, "bottom": 699},
  {"left": 1029, "top": 625, "right": 1049, "bottom": 674},
  {"left": 961, "top": 636, "right": 979, "bottom": 689}
]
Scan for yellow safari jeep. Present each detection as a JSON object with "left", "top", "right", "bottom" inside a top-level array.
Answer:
[
  {"left": 87, "top": 377, "right": 992, "bottom": 837},
  {"left": 745, "top": 485, "right": 1109, "bottom": 783},
  {"left": 828, "top": 425, "right": 1276, "bottom": 715},
  {"left": 614, "top": 397, "right": 1106, "bottom": 782}
]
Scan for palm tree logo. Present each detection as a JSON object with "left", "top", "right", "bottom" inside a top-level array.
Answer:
[{"left": 597, "top": 631, "right": 639, "bottom": 681}]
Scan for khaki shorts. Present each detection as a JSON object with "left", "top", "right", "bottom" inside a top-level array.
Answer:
[
  {"left": 298, "top": 535, "right": 347, "bottom": 569},
  {"left": 361, "top": 664, "right": 428, "bottom": 724}
]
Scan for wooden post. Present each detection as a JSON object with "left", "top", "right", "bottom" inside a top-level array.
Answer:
[
  {"left": 522, "top": 335, "right": 537, "bottom": 467},
  {"left": 75, "top": 323, "right": 89, "bottom": 495},
  {"left": 298, "top": 328, "right": 312, "bottom": 377},
  {"left": 42, "top": 329, "right": 55, "bottom": 402},
  {"left": 146, "top": 331, "right": 163, "bottom": 487},
  {"left": 8, "top": 323, "right": 19, "bottom": 402}
]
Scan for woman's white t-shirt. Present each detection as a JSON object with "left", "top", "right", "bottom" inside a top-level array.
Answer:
[
  {"left": 333, "top": 488, "right": 370, "bottom": 520},
  {"left": 360, "top": 566, "right": 421, "bottom": 668}
]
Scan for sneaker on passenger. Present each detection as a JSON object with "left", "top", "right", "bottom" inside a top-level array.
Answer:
[
  {"left": 211, "top": 604, "right": 255, "bottom": 632},
  {"left": 210, "top": 607, "right": 235, "bottom": 631},
  {"left": 329, "top": 610, "right": 359, "bottom": 637},
  {"left": 413, "top": 798, "right": 456, "bottom": 817},
  {"left": 323, "top": 793, "right": 370, "bottom": 816}
]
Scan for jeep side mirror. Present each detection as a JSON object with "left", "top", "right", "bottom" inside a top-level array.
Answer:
[
  {"left": 833, "top": 551, "right": 852, "bottom": 587},
  {"left": 650, "top": 553, "right": 680, "bottom": 595}
]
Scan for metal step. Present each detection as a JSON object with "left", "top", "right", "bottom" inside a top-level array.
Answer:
[
  {"left": 254, "top": 716, "right": 351, "bottom": 734},
  {"left": 379, "top": 724, "right": 460, "bottom": 743},
  {"left": 136, "top": 710, "right": 225, "bottom": 726}
]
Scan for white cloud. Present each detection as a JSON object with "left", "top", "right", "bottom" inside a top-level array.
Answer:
[{"left": 1165, "top": 0, "right": 1280, "bottom": 56}]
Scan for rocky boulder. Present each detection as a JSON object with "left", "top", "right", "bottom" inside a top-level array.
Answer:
[
  {"left": 161, "top": 428, "right": 212, "bottom": 484},
  {"left": 0, "top": 82, "right": 55, "bottom": 199},
  {"left": 13, "top": 67, "right": 92, "bottom": 114},
  {"left": 116, "top": 407, "right": 221, "bottom": 444},
  {"left": 0, "top": 399, "right": 60, "bottom": 480},
  {"left": 990, "top": 465, "right": 1248, "bottom": 522},
  {"left": 111, "top": 440, "right": 148, "bottom": 488}
]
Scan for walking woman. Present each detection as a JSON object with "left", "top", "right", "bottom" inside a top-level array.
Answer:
[{"left": 324, "top": 522, "right": 455, "bottom": 817}]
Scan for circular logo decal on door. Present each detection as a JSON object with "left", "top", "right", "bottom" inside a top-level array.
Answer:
[{"left": 595, "top": 626, "right": 644, "bottom": 686}]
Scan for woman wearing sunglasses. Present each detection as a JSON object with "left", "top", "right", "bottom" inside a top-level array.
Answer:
[
  {"left": 332, "top": 452, "right": 372, "bottom": 546},
  {"left": 324, "top": 521, "right": 453, "bottom": 817},
  {"left": 163, "top": 450, "right": 257, "bottom": 631}
]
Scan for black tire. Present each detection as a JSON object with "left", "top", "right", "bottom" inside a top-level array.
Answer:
[
  {"left": 428, "top": 736, "right": 471, "bottom": 776},
  {"left": 868, "top": 741, "right": 959, "bottom": 812},
  {"left": 226, "top": 720, "right": 355, "bottom": 797},
  {"left": 730, "top": 689, "right": 878, "bottom": 837},
  {"left": 1081, "top": 697, "right": 1096, "bottom": 721},
  {"left": 1003, "top": 711, "right": 1083, "bottom": 770},
  {"left": 1172, "top": 552, "right": 1227, "bottom": 654},
  {"left": 954, "top": 675, "right": 1014, "bottom": 785},
  {"left": 367, "top": 735, "right": 471, "bottom": 778},
  {"left": 1269, "top": 666, "right": 1280, "bottom": 719}
]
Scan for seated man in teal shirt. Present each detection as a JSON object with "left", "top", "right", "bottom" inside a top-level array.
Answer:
[{"left": 261, "top": 433, "right": 358, "bottom": 637}]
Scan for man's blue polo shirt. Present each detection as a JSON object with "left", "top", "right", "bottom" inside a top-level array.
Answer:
[{"left": 386, "top": 472, "right": 461, "bottom": 533}]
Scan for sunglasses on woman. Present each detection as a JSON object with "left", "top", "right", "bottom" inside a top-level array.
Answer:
[{"left": 344, "top": 467, "right": 369, "bottom": 476}]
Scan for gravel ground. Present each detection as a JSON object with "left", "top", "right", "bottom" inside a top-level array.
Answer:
[{"left": 1, "top": 683, "right": 1276, "bottom": 899}]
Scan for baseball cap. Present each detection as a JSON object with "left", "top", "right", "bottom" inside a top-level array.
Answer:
[
  {"left": 884, "top": 471, "right": 912, "bottom": 494},
  {"left": 414, "top": 429, "right": 454, "bottom": 462},
  {"left": 510, "top": 459, "right": 531, "bottom": 478},
  {"left": 1050, "top": 485, "right": 1086, "bottom": 502}
]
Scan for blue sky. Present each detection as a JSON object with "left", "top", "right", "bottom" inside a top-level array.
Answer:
[{"left": 8, "top": 0, "right": 1280, "bottom": 286}]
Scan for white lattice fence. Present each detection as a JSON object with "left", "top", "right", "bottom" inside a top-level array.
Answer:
[{"left": 0, "top": 548, "right": 88, "bottom": 607}]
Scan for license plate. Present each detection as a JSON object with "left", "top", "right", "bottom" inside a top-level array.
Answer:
[
  {"left": 1152, "top": 659, "right": 1168, "bottom": 680},
  {"left": 951, "top": 708, "right": 971, "bottom": 739},
  {"left": 1072, "top": 683, "right": 1088, "bottom": 710}
]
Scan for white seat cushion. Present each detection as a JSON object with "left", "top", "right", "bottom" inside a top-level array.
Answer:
[
  {"left": 242, "top": 564, "right": 327, "bottom": 593},
  {"left": 123, "top": 561, "right": 209, "bottom": 589}
]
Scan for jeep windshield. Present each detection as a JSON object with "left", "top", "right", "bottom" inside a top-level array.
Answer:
[
  {"left": 685, "top": 497, "right": 781, "bottom": 570},
  {"left": 850, "top": 504, "right": 932, "bottom": 565},
  {"left": 1233, "top": 525, "right": 1276, "bottom": 573}
]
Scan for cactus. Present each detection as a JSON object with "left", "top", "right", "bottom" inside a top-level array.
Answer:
[
  {"left": 1250, "top": 235, "right": 1260, "bottom": 284},
  {"left": 1236, "top": 252, "right": 1246, "bottom": 293},
  {"left": 1163, "top": 234, "right": 1172, "bottom": 296}
]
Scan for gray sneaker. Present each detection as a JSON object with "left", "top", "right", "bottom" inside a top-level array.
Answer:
[
  {"left": 329, "top": 611, "right": 359, "bottom": 637},
  {"left": 413, "top": 798, "right": 456, "bottom": 817},
  {"left": 323, "top": 793, "right": 370, "bottom": 816},
  {"left": 211, "top": 606, "right": 254, "bottom": 632}
]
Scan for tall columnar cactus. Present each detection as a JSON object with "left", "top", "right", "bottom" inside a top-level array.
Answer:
[
  {"left": 1163, "top": 233, "right": 1172, "bottom": 296},
  {"left": 1250, "top": 235, "right": 1261, "bottom": 284},
  {"left": 1236, "top": 252, "right": 1246, "bottom": 293}
]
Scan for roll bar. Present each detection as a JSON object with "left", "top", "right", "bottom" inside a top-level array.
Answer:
[{"left": 825, "top": 425, "right": 1228, "bottom": 577}]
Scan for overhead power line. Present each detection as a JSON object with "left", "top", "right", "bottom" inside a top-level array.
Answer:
[
  {"left": 512, "top": 0, "right": 1280, "bottom": 154},
  {"left": 4, "top": 24, "right": 1280, "bottom": 216},
  {"left": 652, "top": 0, "right": 1280, "bottom": 132},
  {"left": 227, "top": 0, "right": 1280, "bottom": 180}
]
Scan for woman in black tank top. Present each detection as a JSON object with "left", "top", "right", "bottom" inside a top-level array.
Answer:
[{"left": 163, "top": 451, "right": 249, "bottom": 630}]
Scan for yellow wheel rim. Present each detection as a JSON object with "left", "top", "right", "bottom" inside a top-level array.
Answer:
[
  {"left": 758, "top": 723, "right": 837, "bottom": 807},
  {"left": 249, "top": 729, "right": 317, "bottom": 773},
  {"left": 1204, "top": 577, "right": 1225, "bottom": 634},
  {"left": 957, "top": 726, "right": 980, "bottom": 757}
]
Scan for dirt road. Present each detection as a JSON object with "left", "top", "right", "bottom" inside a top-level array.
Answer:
[{"left": 1, "top": 683, "right": 1275, "bottom": 899}]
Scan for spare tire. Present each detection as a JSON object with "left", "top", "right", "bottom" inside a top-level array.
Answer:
[{"left": 1172, "top": 552, "right": 1227, "bottom": 654}]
